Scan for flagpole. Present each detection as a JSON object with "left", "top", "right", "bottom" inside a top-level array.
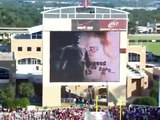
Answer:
[{"left": 81, "top": 0, "right": 90, "bottom": 8}]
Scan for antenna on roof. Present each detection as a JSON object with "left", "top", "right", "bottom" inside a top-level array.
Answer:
[{"left": 80, "top": 0, "right": 91, "bottom": 8}]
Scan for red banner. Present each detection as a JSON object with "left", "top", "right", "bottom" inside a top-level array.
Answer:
[
  {"left": 72, "top": 19, "right": 127, "bottom": 31},
  {"left": 99, "top": 19, "right": 127, "bottom": 31}
]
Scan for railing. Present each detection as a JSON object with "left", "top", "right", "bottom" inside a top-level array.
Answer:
[
  {"left": 43, "top": 6, "right": 129, "bottom": 19},
  {"left": 44, "top": 13, "right": 127, "bottom": 19},
  {"left": 61, "top": 98, "right": 75, "bottom": 103}
]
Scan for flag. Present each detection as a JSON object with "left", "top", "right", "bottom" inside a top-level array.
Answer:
[{"left": 81, "top": 0, "right": 90, "bottom": 7}]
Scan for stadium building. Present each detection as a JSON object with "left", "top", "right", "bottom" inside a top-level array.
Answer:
[
  {"left": 41, "top": 5, "right": 149, "bottom": 107},
  {"left": 10, "top": 25, "right": 43, "bottom": 97},
  {"left": 2, "top": 3, "right": 160, "bottom": 107}
]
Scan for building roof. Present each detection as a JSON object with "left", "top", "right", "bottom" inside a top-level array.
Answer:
[
  {"left": 0, "top": 27, "right": 28, "bottom": 34},
  {"left": 42, "top": 6, "right": 129, "bottom": 19},
  {"left": 127, "top": 64, "right": 147, "bottom": 79},
  {"left": 28, "top": 25, "right": 42, "bottom": 34},
  {"left": 0, "top": 25, "right": 42, "bottom": 34}
]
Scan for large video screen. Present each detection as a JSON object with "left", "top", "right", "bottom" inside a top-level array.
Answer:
[{"left": 50, "top": 31, "right": 120, "bottom": 82}]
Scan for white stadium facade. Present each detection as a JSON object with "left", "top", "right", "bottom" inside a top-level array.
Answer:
[{"left": 42, "top": 5, "right": 130, "bottom": 107}]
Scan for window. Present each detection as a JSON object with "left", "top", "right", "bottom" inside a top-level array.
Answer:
[
  {"left": 0, "top": 67, "right": 9, "bottom": 79},
  {"left": 37, "top": 32, "right": 42, "bottom": 39},
  {"left": 27, "top": 58, "right": 31, "bottom": 64},
  {"left": 18, "top": 47, "right": 22, "bottom": 51},
  {"left": 129, "top": 53, "right": 140, "bottom": 62},
  {"left": 27, "top": 47, "right": 32, "bottom": 51},
  {"left": 31, "top": 32, "right": 42, "bottom": 39},
  {"left": 36, "top": 66, "right": 39, "bottom": 70},
  {"left": 36, "top": 47, "right": 41, "bottom": 51},
  {"left": 18, "top": 58, "right": 41, "bottom": 65},
  {"left": 37, "top": 59, "right": 41, "bottom": 64},
  {"left": 32, "top": 33, "right": 36, "bottom": 39}
]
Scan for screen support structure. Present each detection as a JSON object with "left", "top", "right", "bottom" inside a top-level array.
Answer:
[{"left": 106, "top": 82, "right": 109, "bottom": 106}]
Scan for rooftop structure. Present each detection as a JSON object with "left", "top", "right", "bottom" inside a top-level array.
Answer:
[{"left": 42, "top": 6, "right": 129, "bottom": 19}]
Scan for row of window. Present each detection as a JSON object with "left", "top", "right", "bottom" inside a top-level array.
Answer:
[
  {"left": 14, "top": 32, "right": 42, "bottom": 39},
  {"left": 18, "top": 58, "right": 41, "bottom": 65},
  {"left": 18, "top": 47, "right": 41, "bottom": 52}
]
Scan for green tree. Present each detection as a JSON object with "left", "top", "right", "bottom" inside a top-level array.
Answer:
[
  {"left": 3, "top": 84, "right": 15, "bottom": 99},
  {"left": 0, "top": 2, "right": 42, "bottom": 27},
  {"left": 133, "top": 96, "right": 158, "bottom": 106},
  {"left": 18, "top": 82, "right": 35, "bottom": 98},
  {"left": 149, "top": 81, "right": 159, "bottom": 102},
  {"left": 150, "top": 88, "right": 158, "bottom": 101},
  {"left": 0, "top": 89, "right": 7, "bottom": 101},
  {"left": 2, "top": 98, "right": 30, "bottom": 108}
]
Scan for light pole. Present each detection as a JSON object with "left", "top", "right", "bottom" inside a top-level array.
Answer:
[
  {"left": 135, "top": 21, "right": 139, "bottom": 45},
  {"left": 158, "top": 74, "right": 160, "bottom": 107},
  {"left": 135, "top": 21, "right": 139, "bottom": 34}
]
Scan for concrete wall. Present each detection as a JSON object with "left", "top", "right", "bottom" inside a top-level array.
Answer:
[
  {"left": 11, "top": 39, "right": 42, "bottom": 63},
  {"left": 126, "top": 45, "right": 149, "bottom": 98},
  {"left": 126, "top": 76, "right": 148, "bottom": 98},
  {"left": 127, "top": 45, "right": 146, "bottom": 70}
]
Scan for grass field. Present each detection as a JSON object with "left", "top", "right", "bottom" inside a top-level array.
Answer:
[
  {"left": 128, "top": 34, "right": 160, "bottom": 55},
  {"left": 128, "top": 34, "right": 160, "bottom": 40},
  {"left": 129, "top": 42, "right": 160, "bottom": 56}
]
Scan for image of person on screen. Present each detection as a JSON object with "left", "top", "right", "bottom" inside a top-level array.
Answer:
[
  {"left": 59, "top": 38, "right": 91, "bottom": 82},
  {"left": 78, "top": 31, "right": 119, "bottom": 82}
]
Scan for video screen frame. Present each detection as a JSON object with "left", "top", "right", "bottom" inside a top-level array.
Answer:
[{"left": 50, "top": 31, "right": 120, "bottom": 82}]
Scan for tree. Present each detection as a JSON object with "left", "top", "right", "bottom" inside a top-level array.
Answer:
[
  {"left": 18, "top": 82, "right": 35, "bottom": 98},
  {"left": 0, "top": 89, "right": 7, "bottom": 101},
  {"left": 150, "top": 88, "right": 158, "bottom": 101},
  {"left": 133, "top": 96, "right": 158, "bottom": 106},
  {"left": 149, "top": 81, "right": 159, "bottom": 102},
  {"left": 2, "top": 98, "right": 30, "bottom": 108},
  {"left": 3, "top": 84, "right": 15, "bottom": 99}
]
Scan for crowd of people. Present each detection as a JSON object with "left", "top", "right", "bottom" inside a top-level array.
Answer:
[
  {"left": 108, "top": 105, "right": 160, "bottom": 120},
  {"left": 0, "top": 106, "right": 91, "bottom": 120},
  {"left": 1, "top": 105, "right": 160, "bottom": 120}
]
